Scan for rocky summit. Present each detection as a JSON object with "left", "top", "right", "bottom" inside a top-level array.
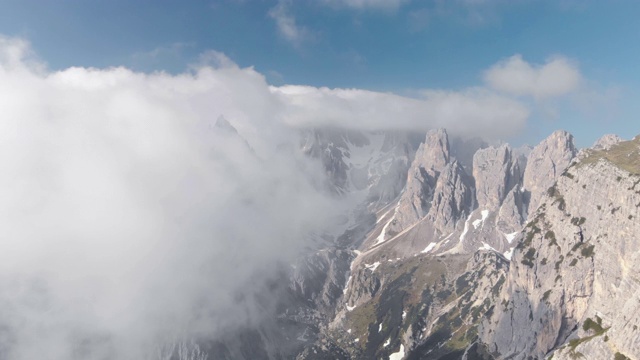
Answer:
[{"left": 207, "top": 127, "right": 640, "bottom": 360}]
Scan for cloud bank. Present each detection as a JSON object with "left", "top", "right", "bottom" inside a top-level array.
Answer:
[{"left": 0, "top": 36, "right": 339, "bottom": 360}]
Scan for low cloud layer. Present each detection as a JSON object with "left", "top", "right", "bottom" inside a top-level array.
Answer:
[
  {"left": 484, "top": 54, "right": 582, "bottom": 99},
  {"left": 273, "top": 85, "right": 529, "bottom": 140},
  {"left": 0, "top": 35, "right": 559, "bottom": 359}
]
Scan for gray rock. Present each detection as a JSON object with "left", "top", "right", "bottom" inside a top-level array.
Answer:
[
  {"left": 522, "top": 130, "right": 577, "bottom": 214},
  {"left": 473, "top": 144, "right": 520, "bottom": 211},
  {"left": 427, "top": 160, "right": 475, "bottom": 235},
  {"left": 592, "top": 133, "right": 623, "bottom": 150},
  {"left": 480, "top": 136, "right": 640, "bottom": 359},
  {"left": 387, "top": 129, "right": 451, "bottom": 234}
]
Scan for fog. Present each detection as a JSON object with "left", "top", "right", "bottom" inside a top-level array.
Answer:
[
  {"left": 0, "top": 36, "right": 536, "bottom": 359},
  {"left": 0, "top": 37, "right": 342, "bottom": 359}
]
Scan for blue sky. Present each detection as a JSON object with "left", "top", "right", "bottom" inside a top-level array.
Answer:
[{"left": 0, "top": 0, "right": 639, "bottom": 147}]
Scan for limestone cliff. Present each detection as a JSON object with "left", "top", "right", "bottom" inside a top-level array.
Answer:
[{"left": 480, "top": 135, "right": 640, "bottom": 360}]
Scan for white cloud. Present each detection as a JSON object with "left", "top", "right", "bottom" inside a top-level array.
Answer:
[
  {"left": 321, "top": 0, "right": 409, "bottom": 10},
  {"left": 483, "top": 54, "right": 582, "bottom": 99},
  {"left": 268, "top": 0, "right": 310, "bottom": 46},
  {"left": 0, "top": 36, "right": 340, "bottom": 360}
]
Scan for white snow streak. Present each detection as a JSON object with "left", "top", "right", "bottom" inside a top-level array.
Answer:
[
  {"left": 365, "top": 262, "right": 381, "bottom": 272},
  {"left": 343, "top": 275, "right": 352, "bottom": 294},
  {"left": 375, "top": 216, "right": 394, "bottom": 245},
  {"left": 459, "top": 214, "right": 472, "bottom": 242},
  {"left": 421, "top": 242, "right": 437, "bottom": 254},
  {"left": 376, "top": 207, "right": 393, "bottom": 224}
]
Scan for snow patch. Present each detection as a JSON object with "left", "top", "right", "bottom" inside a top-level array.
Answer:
[
  {"left": 444, "top": 213, "right": 474, "bottom": 255},
  {"left": 375, "top": 216, "right": 394, "bottom": 245},
  {"left": 479, "top": 242, "right": 496, "bottom": 252},
  {"left": 402, "top": 311, "right": 407, "bottom": 320},
  {"left": 347, "top": 329, "right": 352, "bottom": 334},
  {"left": 383, "top": 338, "right": 391, "bottom": 347},
  {"left": 346, "top": 304, "right": 356, "bottom": 312},
  {"left": 474, "top": 210, "right": 490, "bottom": 229},
  {"left": 421, "top": 242, "right": 437, "bottom": 254},
  {"left": 505, "top": 232, "right": 519, "bottom": 243},
  {"left": 481, "top": 209, "right": 489, "bottom": 221},
  {"left": 459, "top": 213, "right": 472, "bottom": 242},
  {"left": 354, "top": 338, "right": 359, "bottom": 343},
  {"left": 378, "top": 323, "right": 382, "bottom": 332},
  {"left": 365, "top": 262, "right": 381, "bottom": 272},
  {"left": 389, "top": 344, "right": 405, "bottom": 360},
  {"left": 503, "top": 248, "right": 514, "bottom": 260}
]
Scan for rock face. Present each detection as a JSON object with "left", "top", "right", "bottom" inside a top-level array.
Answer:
[
  {"left": 522, "top": 130, "right": 577, "bottom": 214},
  {"left": 473, "top": 144, "right": 520, "bottom": 211},
  {"left": 388, "top": 129, "right": 452, "bottom": 234},
  {"left": 301, "top": 128, "right": 583, "bottom": 360},
  {"left": 479, "top": 136, "right": 640, "bottom": 359},
  {"left": 426, "top": 160, "right": 474, "bottom": 235},
  {"left": 327, "top": 251, "right": 507, "bottom": 360},
  {"left": 301, "top": 128, "right": 418, "bottom": 200}
]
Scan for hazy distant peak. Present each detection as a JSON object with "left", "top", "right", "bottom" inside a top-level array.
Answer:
[
  {"left": 213, "top": 115, "right": 238, "bottom": 134},
  {"left": 592, "top": 133, "right": 623, "bottom": 151}
]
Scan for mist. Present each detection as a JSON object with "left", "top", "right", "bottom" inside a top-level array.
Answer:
[
  {"left": 0, "top": 37, "right": 342, "bottom": 360},
  {"left": 0, "top": 35, "right": 535, "bottom": 359}
]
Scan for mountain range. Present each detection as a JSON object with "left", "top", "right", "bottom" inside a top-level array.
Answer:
[{"left": 204, "top": 122, "right": 640, "bottom": 360}]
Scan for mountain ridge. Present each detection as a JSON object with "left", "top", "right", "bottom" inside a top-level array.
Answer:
[{"left": 194, "top": 126, "right": 638, "bottom": 360}]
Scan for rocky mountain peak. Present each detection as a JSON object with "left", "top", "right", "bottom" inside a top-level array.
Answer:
[
  {"left": 592, "top": 133, "right": 623, "bottom": 150},
  {"left": 523, "top": 129, "right": 577, "bottom": 213},
  {"left": 386, "top": 129, "right": 453, "bottom": 235},
  {"left": 213, "top": 115, "right": 238, "bottom": 133},
  {"left": 473, "top": 143, "right": 520, "bottom": 211},
  {"left": 426, "top": 159, "right": 474, "bottom": 234},
  {"left": 418, "top": 128, "right": 450, "bottom": 172}
]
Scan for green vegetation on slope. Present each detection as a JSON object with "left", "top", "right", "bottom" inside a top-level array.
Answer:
[{"left": 579, "top": 136, "right": 640, "bottom": 175}]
